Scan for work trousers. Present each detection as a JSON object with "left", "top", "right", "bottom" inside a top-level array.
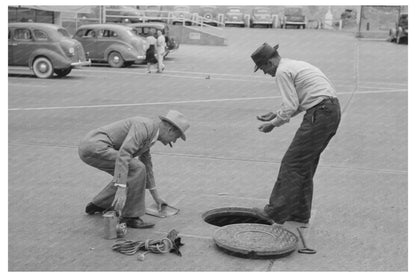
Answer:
[
  {"left": 78, "top": 133, "right": 146, "bottom": 218},
  {"left": 264, "top": 98, "right": 341, "bottom": 223}
]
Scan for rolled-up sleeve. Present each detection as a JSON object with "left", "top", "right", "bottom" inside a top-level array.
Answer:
[{"left": 271, "top": 71, "right": 300, "bottom": 127}]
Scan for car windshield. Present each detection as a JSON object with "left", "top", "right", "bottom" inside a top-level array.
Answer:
[
  {"left": 228, "top": 9, "right": 241, "bottom": 13},
  {"left": 285, "top": 8, "right": 302, "bottom": 15},
  {"left": 174, "top": 6, "right": 189, "bottom": 12},
  {"left": 57, "top": 28, "right": 70, "bottom": 38}
]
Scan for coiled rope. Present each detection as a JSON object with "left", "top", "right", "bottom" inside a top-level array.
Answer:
[{"left": 112, "top": 238, "right": 174, "bottom": 256}]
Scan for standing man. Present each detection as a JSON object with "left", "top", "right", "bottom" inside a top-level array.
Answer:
[
  {"left": 251, "top": 42, "right": 341, "bottom": 224},
  {"left": 156, "top": 29, "right": 166, "bottom": 73},
  {"left": 78, "top": 110, "right": 190, "bottom": 228}
]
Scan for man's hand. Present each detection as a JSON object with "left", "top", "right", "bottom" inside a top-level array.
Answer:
[
  {"left": 258, "top": 122, "right": 276, "bottom": 133},
  {"left": 155, "top": 197, "right": 168, "bottom": 212},
  {"left": 257, "top": 112, "right": 277, "bottom": 122},
  {"left": 111, "top": 186, "right": 127, "bottom": 215}
]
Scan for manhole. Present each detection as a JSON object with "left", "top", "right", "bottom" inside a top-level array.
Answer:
[
  {"left": 213, "top": 223, "right": 298, "bottom": 259},
  {"left": 202, "top": 207, "right": 274, "bottom": 227},
  {"left": 202, "top": 207, "right": 298, "bottom": 259}
]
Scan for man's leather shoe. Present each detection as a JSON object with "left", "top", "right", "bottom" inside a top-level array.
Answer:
[
  {"left": 252, "top": 208, "right": 275, "bottom": 224},
  {"left": 120, "top": 217, "right": 155, "bottom": 229},
  {"left": 85, "top": 202, "right": 106, "bottom": 215},
  {"left": 286, "top": 216, "right": 309, "bottom": 224}
]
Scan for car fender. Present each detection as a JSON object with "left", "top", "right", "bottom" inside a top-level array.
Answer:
[
  {"left": 28, "top": 49, "right": 71, "bottom": 70},
  {"left": 104, "top": 43, "right": 138, "bottom": 62}
]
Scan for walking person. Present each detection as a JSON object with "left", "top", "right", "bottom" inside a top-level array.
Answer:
[
  {"left": 78, "top": 110, "right": 190, "bottom": 228},
  {"left": 156, "top": 30, "right": 166, "bottom": 73},
  {"left": 250, "top": 42, "right": 341, "bottom": 224},
  {"left": 145, "top": 29, "right": 158, "bottom": 73}
]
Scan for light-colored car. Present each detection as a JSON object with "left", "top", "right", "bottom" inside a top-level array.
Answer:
[
  {"left": 73, "top": 24, "right": 146, "bottom": 68},
  {"left": 8, "top": 22, "right": 90, "bottom": 78},
  {"left": 104, "top": 5, "right": 144, "bottom": 24},
  {"left": 281, "top": 7, "right": 306, "bottom": 29},
  {"left": 250, "top": 7, "right": 273, "bottom": 28},
  {"left": 199, "top": 6, "right": 219, "bottom": 26},
  {"left": 171, "top": 6, "right": 193, "bottom": 25},
  {"left": 224, "top": 7, "right": 245, "bottom": 27}
]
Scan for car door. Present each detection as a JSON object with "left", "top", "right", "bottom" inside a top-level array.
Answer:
[
  {"left": 75, "top": 28, "right": 98, "bottom": 60},
  {"left": 96, "top": 28, "right": 119, "bottom": 59},
  {"left": 10, "top": 27, "right": 35, "bottom": 66}
]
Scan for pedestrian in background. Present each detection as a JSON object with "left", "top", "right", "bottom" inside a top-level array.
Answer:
[
  {"left": 156, "top": 29, "right": 166, "bottom": 73},
  {"left": 78, "top": 110, "right": 190, "bottom": 228},
  {"left": 145, "top": 29, "right": 158, "bottom": 73},
  {"left": 251, "top": 42, "right": 341, "bottom": 224}
]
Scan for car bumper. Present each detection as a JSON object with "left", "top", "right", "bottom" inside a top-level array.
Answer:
[
  {"left": 71, "top": 59, "right": 91, "bottom": 67},
  {"left": 252, "top": 21, "right": 273, "bottom": 25},
  {"left": 225, "top": 21, "right": 244, "bottom": 25},
  {"left": 284, "top": 21, "right": 306, "bottom": 25}
]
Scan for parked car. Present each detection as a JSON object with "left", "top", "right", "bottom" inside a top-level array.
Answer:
[
  {"left": 198, "top": 6, "right": 219, "bottom": 26},
  {"left": 224, "top": 7, "right": 245, "bottom": 27},
  {"left": 104, "top": 5, "right": 144, "bottom": 23},
  {"left": 250, "top": 7, "right": 273, "bottom": 28},
  {"left": 128, "top": 22, "right": 179, "bottom": 58},
  {"left": 8, "top": 22, "right": 90, "bottom": 78},
  {"left": 281, "top": 7, "right": 306, "bottom": 29},
  {"left": 171, "top": 6, "right": 193, "bottom": 25},
  {"left": 389, "top": 13, "right": 408, "bottom": 44},
  {"left": 73, "top": 24, "right": 146, "bottom": 68},
  {"left": 139, "top": 5, "right": 165, "bottom": 23}
]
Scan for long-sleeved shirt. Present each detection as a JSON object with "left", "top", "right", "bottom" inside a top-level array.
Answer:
[{"left": 271, "top": 58, "right": 337, "bottom": 127}]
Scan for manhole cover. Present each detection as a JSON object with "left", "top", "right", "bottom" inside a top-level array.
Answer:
[
  {"left": 202, "top": 207, "right": 274, "bottom": 226},
  {"left": 213, "top": 223, "right": 298, "bottom": 259}
]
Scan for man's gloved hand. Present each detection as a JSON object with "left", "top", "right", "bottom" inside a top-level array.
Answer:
[
  {"left": 112, "top": 185, "right": 127, "bottom": 215},
  {"left": 258, "top": 122, "right": 275, "bottom": 133},
  {"left": 257, "top": 112, "right": 277, "bottom": 122}
]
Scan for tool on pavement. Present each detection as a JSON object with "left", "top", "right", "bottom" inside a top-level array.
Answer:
[
  {"left": 103, "top": 211, "right": 127, "bottom": 239},
  {"left": 297, "top": 226, "right": 316, "bottom": 254},
  {"left": 146, "top": 203, "right": 180, "bottom": 218}
]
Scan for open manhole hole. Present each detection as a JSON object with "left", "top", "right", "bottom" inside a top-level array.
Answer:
[
  {"left": 202, "top": 207, "right": 274, "bottom": 226},
  {"left": 202, "top": 207, "right": 298, "bottom": 259}
]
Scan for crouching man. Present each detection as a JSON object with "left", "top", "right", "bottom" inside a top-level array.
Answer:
[{"left": 78, "top": 110, "right": 190, "bottom": 228}]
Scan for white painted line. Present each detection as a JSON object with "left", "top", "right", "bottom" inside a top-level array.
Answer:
[
  {"left": 8, "top": 83, "right": 48, "bottom": 88},
  {"left": 8, "top": 88, "right": 407, "bottom": 111}
]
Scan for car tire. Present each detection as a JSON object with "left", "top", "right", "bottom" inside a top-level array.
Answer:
[
  {"left": 54, "top": 68, "right": 72, "bottom": 77},
  {"left": 124, "top": 61, "right": 135, "bottom": 67},
  {"left": 108, "top": 51, "right": 125, "bottom": 68},
  {"left": 32, "top": 57, "right": 54, "bottom": 78}
]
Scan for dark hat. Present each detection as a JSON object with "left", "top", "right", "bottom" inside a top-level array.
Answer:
[{"left": 251, "top": 43, "right": 279, "bottom": 72}]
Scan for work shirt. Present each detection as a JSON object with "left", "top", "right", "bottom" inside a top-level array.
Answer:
[
  {"left": 146, "top": 35, "right": 156, "bottom": 46},
  {"left": 271, "top": 58, "right": 337, "bottom": 127},
  {"left": 96, "top": 117, "right": 160, "bottom": 189},
  {"left": 156, "top": 35, "right": 166, "bottom": 54}
]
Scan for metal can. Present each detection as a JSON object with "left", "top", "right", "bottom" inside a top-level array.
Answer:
[
  {"left": 103, "top": 211, "right": 118, "bottom": 239},
  {"left": 116, "top": 222, "right": 127, "bottom": 238}
]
